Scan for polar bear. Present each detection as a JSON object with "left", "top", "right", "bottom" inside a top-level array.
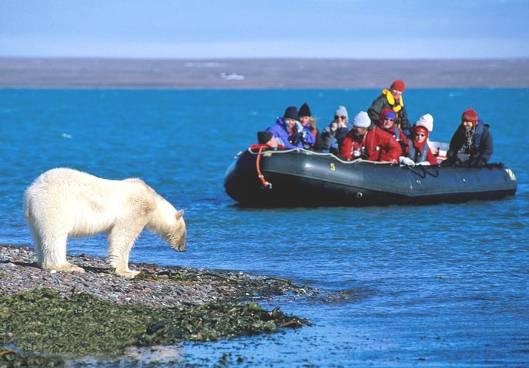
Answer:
[{"left": 24, "top": 168, "right": 186, "bottom": 278}]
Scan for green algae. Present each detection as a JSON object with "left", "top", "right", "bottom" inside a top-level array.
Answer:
[
  {"left": 0, "top": 289, "right": 306, "bottom": 359},
  {"left": 0, "top": 348, "right": 64, "bottom": 368}
]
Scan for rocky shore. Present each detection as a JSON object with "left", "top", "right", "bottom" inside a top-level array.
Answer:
[{"left": 0, "top": 245, "right": 316, "bottom": 367}]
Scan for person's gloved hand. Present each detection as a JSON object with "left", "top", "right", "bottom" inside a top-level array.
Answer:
[
  {"left": 399, "top": 156, "right": 415, "bottom": 166},
  {"left": 295, "top": 121, "right": 304, "bottom": 133},
  {"left": 415, "top": 161, "right": 431, "bottom": 166}
]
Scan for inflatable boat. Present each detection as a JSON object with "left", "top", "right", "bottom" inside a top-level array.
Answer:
[{"left": 224, "top": 146, "right": 517, "bottom": 207}]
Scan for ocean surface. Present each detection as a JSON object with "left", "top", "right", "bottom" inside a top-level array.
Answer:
[{"left": 1, "top": 88, "right": 528, "bottom": 367}]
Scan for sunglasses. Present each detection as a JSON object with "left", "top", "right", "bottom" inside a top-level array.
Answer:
[
  {"left": 384, "top": 118, "right": 395, "bottom": 122},
  {"left": 335, "top": 116, "right": 346, "bottom": 120}
]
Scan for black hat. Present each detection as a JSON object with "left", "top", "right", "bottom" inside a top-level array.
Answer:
[
  {"left": 283, "top": 106, "right": 299, "bottom": 121},
  {"left": 298, "top": 102, "right": 311, "bottom": 118},
  {"left": 257, "top": 131, "right": 273, "bottom": 144}
]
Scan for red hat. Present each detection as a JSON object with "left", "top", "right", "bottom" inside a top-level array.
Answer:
[
  {"left": 390, "top": 80, "right": 405, "bottom": 92},
  {"left": 462, "top": 108, "right": 478, "bottom": 124}
]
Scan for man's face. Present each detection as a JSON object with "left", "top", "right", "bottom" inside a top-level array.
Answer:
[
  {"left": 463, "top": 120, "right": 474, "bottom": 131},
  {"left": 391, "top": 89, "right": 402, "bottom": 101},
  {"left": 353, "top": 127, "right": 368, "bottom": 136},
  {"left": 285, "top": 118, "right": 297, "bottom": 130},
  {"left": 335, "top": 115, "right": 347, "bottom": 127},
  {"left": 383, "top": 117, "right": 395, "bottom": 130}
]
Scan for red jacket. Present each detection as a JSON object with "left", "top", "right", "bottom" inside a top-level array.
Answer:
[
  {"left": 340, "top": 127, "right": 401, "bottom": 162},
  {"left": 411, "top": 141, "right": 438, "bottom": 165}
]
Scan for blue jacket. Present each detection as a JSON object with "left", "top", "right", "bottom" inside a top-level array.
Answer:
[{"left": 266, "top": 118, "right": 314, "bottom": 149}]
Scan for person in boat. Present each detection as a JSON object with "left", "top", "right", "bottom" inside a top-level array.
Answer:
[
  {"left": 409, "top": 114, "right": 438, "bottom": 166},
  {"left": 377, "top": 108, "right": 410, "bottom": 156},
  {"left": 256, "top": 131, "right": 280, "bottom": 148},
  {"left": 298, "top": 102, "right": 320, "bottom": 149},
  {"left": 339, "top": 111, "right": 401, "bottom": 163},
  {"left": 265, "top": 106, "right": 315, "bottom": 149},
  {"left": 368, "top": 80, "right": 411, "bottom": 136},
  {"left": 318, "top": 105, "right": 350, "bottom": 154},
  {"left": 444, "top": 108, "right": 493, "bottom": 167}
]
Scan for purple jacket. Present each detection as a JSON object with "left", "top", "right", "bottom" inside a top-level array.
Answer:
[{"left": 266, "top": 118, "right": 314, "bottom": 149}]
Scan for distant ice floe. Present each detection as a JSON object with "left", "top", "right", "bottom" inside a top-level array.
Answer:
[
  {"left": 184, "top": 62, "right": 222, "bottom": 68},
  {"left": 61, "top": 133, "right": 72, "bottom": 139},
  {"left": 220, "top": 72, "right": 245, "bottom": 81}
]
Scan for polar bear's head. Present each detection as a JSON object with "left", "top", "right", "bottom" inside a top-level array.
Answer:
[{"left": 166, "top": 210, "right": 186, "bottom": 251}]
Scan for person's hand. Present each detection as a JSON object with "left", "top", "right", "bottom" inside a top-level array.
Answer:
[
  {"left": 295, "top": 121, "right": 303, "bottom": 133},
  {"left": 331, "top": 122, "right": 338, "bottom": 132},
  {"left": 399, "top": 156, "right": 415, "bottom": 166}
]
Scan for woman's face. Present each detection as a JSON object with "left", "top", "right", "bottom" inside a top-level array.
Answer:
[
  {"left": 299, "top": 116, "right": 311, "bottom": 127},
  {"left": 415, "top": 129, "right": 427, "bottom": 143}
]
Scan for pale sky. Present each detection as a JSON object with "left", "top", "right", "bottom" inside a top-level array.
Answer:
[{"left": 1, "top": 0, "right": 528, "bottom": 58}]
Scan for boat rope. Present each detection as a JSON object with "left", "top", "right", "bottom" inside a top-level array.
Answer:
[
  {"left": 250, "top": 144, "right": 273, "bottom": 189},
  {"left": 405, "top": 164, "right": 440, "bottom": 179},
  {"left": 245, "top": 147, "right": 394, "bottom": 166}
]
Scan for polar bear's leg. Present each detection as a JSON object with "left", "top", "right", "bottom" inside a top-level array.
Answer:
[
  {"left": 40, "top": 233, "right": 85, "bottom": 273},
  {"left": 27, "top": 222, "right": 44, "bottom": 265},
  {"left": 108, "top": 221, "right": 145, "bottom": 278}
]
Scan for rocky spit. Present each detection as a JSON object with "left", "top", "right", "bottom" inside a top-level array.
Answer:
[
  {"left": 0, "top": 244, "right": 316, "bottom": 307},
  {"left": 0, "top": 244, "right": 321, "bottom": 367}
]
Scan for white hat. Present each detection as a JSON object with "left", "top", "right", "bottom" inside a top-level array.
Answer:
[
  {"left": 352, "top": 111, "right": 371, "bottom": 128},
  {"left": 335, "top": 105, "right": 348, "bottom": 121},
  {"left": 415, "top": 114, "right": 434, "bottom": 132}
]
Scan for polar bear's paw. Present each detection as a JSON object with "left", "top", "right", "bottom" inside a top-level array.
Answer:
[
  {"left": 115, "top": 269, "right": 141, "bottom": 279},
  {"left": 53, "top": 263, "right": 86, "bottom": 273}
]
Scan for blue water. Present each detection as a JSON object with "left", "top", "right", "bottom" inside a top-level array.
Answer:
[{"left": 1, "top": 89, "right": 528, "bottom": 367}]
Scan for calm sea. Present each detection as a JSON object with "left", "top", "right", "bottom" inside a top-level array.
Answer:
[{"left": 1, "top": 89, "right": 528, "bottom": 367}]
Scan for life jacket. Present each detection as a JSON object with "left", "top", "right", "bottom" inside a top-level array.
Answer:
[
  {"left": 382, "top": 89, "right": 404, "bottom": 113},
  {"left": 409, "top": 142, "right": 430, "bottom": 163},
  {"left": 470, "top": 121, "right": 486, "bottom": 154}
]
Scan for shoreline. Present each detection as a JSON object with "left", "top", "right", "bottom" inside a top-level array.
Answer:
[
  {"left": 0, "top": 244, "right": 315, "bottom": 366},
  {"left": 2, "top": 57, "right": 529, "bottom": 88}
]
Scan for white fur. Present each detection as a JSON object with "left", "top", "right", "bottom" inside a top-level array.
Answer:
[{"left": 24, "top": 168, "right": 186, "bottom": 278}]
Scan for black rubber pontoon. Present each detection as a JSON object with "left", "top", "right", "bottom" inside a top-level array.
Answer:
[{"left": 224, "top": 148, "right": 517, "bottom": 207}]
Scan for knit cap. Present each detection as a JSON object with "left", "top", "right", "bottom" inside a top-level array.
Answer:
[
  {"left": 352, "top": 111, "right": 371, "bottom": 128},
  {"left": 462, "top": 108, "right": 478, "bottom": 124},
  {"left": 390, "top": 80, "right": 405, "bottom": 92},
  {"left": 298, "top": 103, "right": 311, "bottom": 118},
  {"left": 283, "top": 106, "right": 299, "bottom": 121},
  {"left": 415, "top": 113, "right": 434, "bottom": 132},
  {"left": 257, "top": 131, "right": 273, "bottom": 144},
  {"left": 381, "top": 108, "right": 396, "bottom": 121}
]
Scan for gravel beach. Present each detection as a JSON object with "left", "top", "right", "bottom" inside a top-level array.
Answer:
[{"left": 0, "top": 244, "right": 316, "bottom": 306}]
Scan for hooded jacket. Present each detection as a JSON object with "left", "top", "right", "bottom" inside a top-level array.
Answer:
[{"left": 339, "top": 126, "right": 401, "bottom": 162}]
